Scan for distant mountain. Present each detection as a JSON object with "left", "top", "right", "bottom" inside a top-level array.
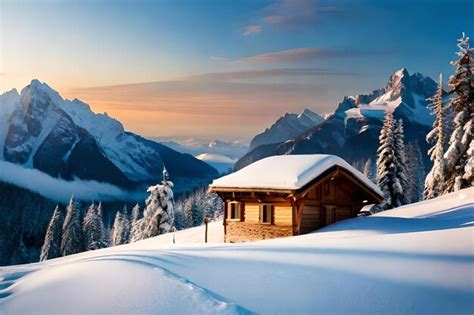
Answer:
[
  {"left": 0, "top": 80, "right": 217, "bottom": 194},
  {"left": 236, "top": 68, "right": 437, "bottom": 171},
  {"left": 195, "top": 153, "right": 236, "bottom": 174},
  {"left": 157, "top": 138, "right": 249, "bottom": 161},
  {"left": 249, "top": 109, "right": 324, "bottom": 150}
]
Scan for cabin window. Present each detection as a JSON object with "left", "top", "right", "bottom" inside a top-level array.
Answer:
[
  {"left": 228, "top": 202, "right": 241, "bottom": 220},
  {"left": 259, "top": 204, "right": 273, "bottom": 224}
]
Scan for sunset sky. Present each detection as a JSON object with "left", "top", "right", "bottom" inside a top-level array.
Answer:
[{"left": 1, "top": 0, "right": 473, "bottom": 141}]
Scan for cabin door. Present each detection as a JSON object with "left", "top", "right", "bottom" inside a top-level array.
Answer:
[{"left": 324, "top": 205, "right": 336, "bottom": 225}]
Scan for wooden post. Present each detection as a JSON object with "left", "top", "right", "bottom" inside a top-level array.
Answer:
[{"left": 204, "top": 217, "right": 209, "bottom": 243}]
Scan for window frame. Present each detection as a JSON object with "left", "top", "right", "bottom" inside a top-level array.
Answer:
[
  {"left": 259, "top": 204, "right": 274, "bottom": 224},
  {"left": 227, "top": 201, "right": 242, "bottom": 221}
]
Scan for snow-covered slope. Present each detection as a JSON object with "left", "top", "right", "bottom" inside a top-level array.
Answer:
[
  {"left": 196, "top": 153, "right": 236, "bottom": 174},
  {"left": 1, "top": 188, "right": 472, "bottom": 314},
  {"left": 0, "top": 80, "right": 216, "bottom": 191},
  {"left": 249, "top": 108, "right": 324, "bottom": 149}
]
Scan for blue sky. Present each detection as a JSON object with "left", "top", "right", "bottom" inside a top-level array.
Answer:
[{"left": 1, "top": 0, "right": 473, "bottom": 140}]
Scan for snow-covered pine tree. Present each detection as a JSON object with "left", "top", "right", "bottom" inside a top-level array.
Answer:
[
  {"left": 376, "top": 111, "right": 397, "bottom": 209},
  {"left": 406, "top": 141, "right": 425, "bottom": 203},
  {"left": 60, "top": 196, "right": 83, "bottom": 256},
  {"left": 111, "top": 210, "right": 126, "bottom": 246},
  {"left": 173, "top": 203, "right": 189, "bottom": 230},
  {"left": 129, "top": 203, "right": 141, "bottom": 242},
  {"left": 40, "top": 205, "right": 64, "bottom": 261},
  {"left": 424, "top": 73, "right": 447, "bottom": 199},
  {"left": 96, "top": 202, "right": 108, "bottom": 248},
  {"left": 131, "top": 204, "right": 140, "bottom": 226},
  {"left": 444, "top": 33, "right": 474, "bottom": 192},
  {"left": 82, "top": 202, "right": 96, "bottom": 250},
  {"left": 120, "top": 205, "right": 130, "bottom": 244},
  {"left": 132, "top": 167, "right": 175, "bottom": 241},
  {"left": 82, "top": 202, "right": 107, "bottom": 250},
  {"left": 363, "top": 158, "right": 376, "bottom": 183},
  {"left": 393, "top": 119, "right": 409, "bottom": 206}
]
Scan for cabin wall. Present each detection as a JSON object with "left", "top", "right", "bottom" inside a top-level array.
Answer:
[
  {"left": 298, "top": 176, "right": 369, "bottom": 234},
  {"left": 225, "top": 222, "right": 293, "bottom": 243},
  {"left": 220, "top": 170, "right": 380, "bottom": 242},
  {"left": 225, "top": 201, "right": 293, "bottom": 243}
]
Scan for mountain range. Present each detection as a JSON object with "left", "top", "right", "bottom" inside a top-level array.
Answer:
[
  {"left": 236, "top": 68, "right": 437, "bottom": 171},
  {"left": 249, "top": 109, "right": 324, "bottom": 150},
  {"left": 0, "top": 80, "right": 217, "bottom": 196}
]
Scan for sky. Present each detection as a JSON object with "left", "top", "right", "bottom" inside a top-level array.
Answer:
[{"left": 0, "top": 0, "right": 473, "bottom": 141}]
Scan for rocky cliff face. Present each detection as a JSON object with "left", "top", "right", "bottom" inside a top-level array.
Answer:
[{"left": 249, "top": 109, "right": 324, "bottom": 150}]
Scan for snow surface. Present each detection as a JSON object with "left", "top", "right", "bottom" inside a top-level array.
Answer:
[
  {"left": 0, "top": 188, "right": 472, "bottom": 314},
  {"left": 196, "top": 153, "right": 236, "bottom": 165},
  {"left": 211, "top": 154, "right": 383, "bottom": 195}
]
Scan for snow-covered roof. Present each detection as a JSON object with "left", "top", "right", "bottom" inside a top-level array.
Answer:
[{"left": 211, "top": 154, "right": 383, "bottom": 196}]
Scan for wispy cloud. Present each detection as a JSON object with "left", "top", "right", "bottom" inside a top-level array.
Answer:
[
  {"left": 261, "top": 0, "right": 344, "bottom": 31},
  {"left": 209, "top": 56, "right": 228, "bottom": 61},
  {"left": 66, "top": 78, "right": 335, "bottom": 139},
  {"left": 242, "top": 25, "right": 262, "bottom": 36},
  {"left": 237, "top": 48, "right": 391, "bottom": 64},
  {"left": 180, "top": 68, "right": 357, "bottom": 81}
]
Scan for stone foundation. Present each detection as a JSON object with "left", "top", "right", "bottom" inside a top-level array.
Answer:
[{"left": 225, "top": 221, "right": 293, "bottom": 243}]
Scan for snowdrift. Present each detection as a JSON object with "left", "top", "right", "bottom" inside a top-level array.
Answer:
[{"left": 0, "top": 188, "right": 473, "bottom": 314}]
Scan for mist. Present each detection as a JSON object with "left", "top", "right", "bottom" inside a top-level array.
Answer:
[{"left": 0, "top": 160, "right": 145, "bottom": 203}]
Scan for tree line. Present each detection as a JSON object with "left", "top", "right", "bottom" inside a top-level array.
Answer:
[
  {"left": 40, "top": 167, "right": 224, "bottom": 261},
  {"left": 372, "top": 33, "right": 473, "bottom": 210}
]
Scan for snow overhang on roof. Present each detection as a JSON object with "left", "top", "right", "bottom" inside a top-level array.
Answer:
[{"left": 210, "top": 154, "right": 383, "bottom": 197}]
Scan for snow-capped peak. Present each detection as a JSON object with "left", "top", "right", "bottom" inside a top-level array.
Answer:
[
  {"left": 23, "top": 79, "right": 64, "bottom": 105},
  {"left": 250, "top": 108, "right": 325, "bottom": 149},
  {"left": 337, "top": 68, "right": 437, "bottom": 126},
  {"left": 297, "top": 108, "right": 324, "bottom": 125}
]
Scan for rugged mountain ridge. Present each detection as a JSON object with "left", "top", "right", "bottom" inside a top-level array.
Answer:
[
  {"left": 0, "top": 80, "right": 217, "bottom": 193},
  {"left": 236, "top": 68, "right": 437, "bottom": 171},
  {"left": 250, "top": 108, "right": 324, "bottom": 150}
]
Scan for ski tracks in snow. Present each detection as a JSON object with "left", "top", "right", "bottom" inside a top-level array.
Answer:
[
  {"left": 0, "top": 252, "right": 255, "bottom": 315},
  {"left": 0, "top": 270, "right": 33, "bottom": 300}
]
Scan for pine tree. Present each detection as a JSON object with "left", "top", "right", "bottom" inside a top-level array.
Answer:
[
  {"left": 424, "top": 73, "right": 447, "bottom": 199},
  {"left": 376, "top": 112, "right": 397, "bottom": 209},
  {"left": 444, "top": 33, "right": 474, "bottom": 192},
  {"left": 96, "top": 202, "right": 108, "bottom": 248},
  {"left": 82, "top": 203, "right": 107, "bottom": 250},
  {"left": 40, "top": 205, "right": 64, "bottom": 261},
  {"left": 60, "top": 196, "right": 83, "bottom": 256},
  {"left": 111, "top": 210, "right": 125, "bottom": 246},
  {"left": 131, "top": 204, "right": 140, "bottom": 226},
  {"left": 120, "top": 205, "right": 131, "bottom": 244},
  {"left": 363, "top": 158, "right": 376, "bottom": 183},
  {"left": 407, "top": 141, "right": 425, "bottom": 203},
  {"left": 112, "top": 205, "right": 130, "bottom": 246},
  {"left": 132, "top": 166, "right": 175, "bottom": 241},
  {"left": 393, "top": 119, "right": 409, "bottom": 206},
  {"left": 129, "top": 204, "right": 140, "bottom": 242}
]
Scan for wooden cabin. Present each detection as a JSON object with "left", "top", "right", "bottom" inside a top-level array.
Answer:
[{"left": 210, "top": 155, "right": 383, "bottom": 243}]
